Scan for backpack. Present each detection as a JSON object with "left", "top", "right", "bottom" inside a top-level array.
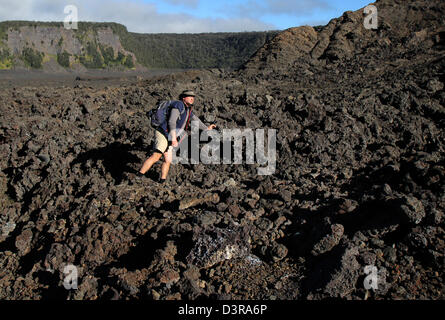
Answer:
[
  {"left": 147, "top": 100, "right": 173, "bottom": 128},
  {"left": 147, "top": 100, "right": 192, "bottom": 146}
]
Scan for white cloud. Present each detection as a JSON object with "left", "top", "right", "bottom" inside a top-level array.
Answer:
[
  {"left": 0, "top": 0, "right": 275, "bottom": 33},
  {"left": 162, "top": 0, "right": 200, "bottom": 8},
  {"left": 0, "top": 0, "right": 40, "bottom": 21},
  {"left": 231, "top": 0, "right": 332, "bottom": 18},
  {"left": 161, "top": 16, "right": 275, "bottom": 33}
]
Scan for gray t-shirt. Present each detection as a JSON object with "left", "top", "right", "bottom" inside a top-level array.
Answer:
[{"left": 168, "top": 108, "right": 207, "bottom": 135}]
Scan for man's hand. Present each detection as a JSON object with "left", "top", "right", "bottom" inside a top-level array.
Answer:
[
  {"left": 172, "top": 139, "right": 179, "bottom": 148},
  {"left": 207, "top": 124, "right": 217, "bottom": 130}
]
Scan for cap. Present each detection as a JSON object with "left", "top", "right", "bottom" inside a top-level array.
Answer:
[{"left": 180, "top": 90, "right": 196, "bottom": 98}]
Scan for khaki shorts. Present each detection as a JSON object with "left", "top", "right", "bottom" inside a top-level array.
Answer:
[{"left": 153, "top": 130, "right": 171, "bottom": 154}]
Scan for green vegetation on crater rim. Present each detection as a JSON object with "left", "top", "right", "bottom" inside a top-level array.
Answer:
[{"left": 0, "top": 21, "right": 279, "bottom": 70}]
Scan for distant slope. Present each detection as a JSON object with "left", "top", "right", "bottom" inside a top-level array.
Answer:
[
  {"left": 0, "top": 21, "right": 279, "bottom": 71},
  {"left": 241, "top": 0, "right": 445, "bottom": 79},
  {"left": 0, "top": 21, "right": 138, "bottom": 72},
  {"left": 121, "top": 31, "right": 279, "bottom": 69}
]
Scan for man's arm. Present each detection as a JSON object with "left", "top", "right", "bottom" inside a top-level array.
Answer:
[
  {"left": 191, "top": 113, "right": 215, "bottom": 131},
  {"left": 168, "top": 108, "right": 180, "bottom": 145}
]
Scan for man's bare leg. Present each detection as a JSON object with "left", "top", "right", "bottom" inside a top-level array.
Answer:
[
  {"left": 140, "top": 152, "right": 163, "bottom": 174},
  {"left": 160, "top": 147, "right": 173, "bottom": 180}
]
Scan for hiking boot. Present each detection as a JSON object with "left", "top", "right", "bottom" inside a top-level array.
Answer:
[{"left": 131, "top": 171, "right": 146, "bottom": 183}]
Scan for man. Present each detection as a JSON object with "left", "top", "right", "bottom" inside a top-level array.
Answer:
[{"left": 138, "top": 90, "right": 216, "bottom": 183}]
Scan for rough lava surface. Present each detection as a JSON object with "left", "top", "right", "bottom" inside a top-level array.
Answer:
[{"left": 0, "top": 0, "right": 444, "bottom": 300}]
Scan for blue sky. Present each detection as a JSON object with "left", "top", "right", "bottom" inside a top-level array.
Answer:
[
  {"left": 0, "top": 0, "right": 373, "bottom": 33},
  {"left": 152, "top": 0, "right": 372, "bottom": 29}
]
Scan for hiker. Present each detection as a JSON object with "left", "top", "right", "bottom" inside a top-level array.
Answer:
[{"left": 138, "top": 90, "right": 216, "bottom": 183}]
